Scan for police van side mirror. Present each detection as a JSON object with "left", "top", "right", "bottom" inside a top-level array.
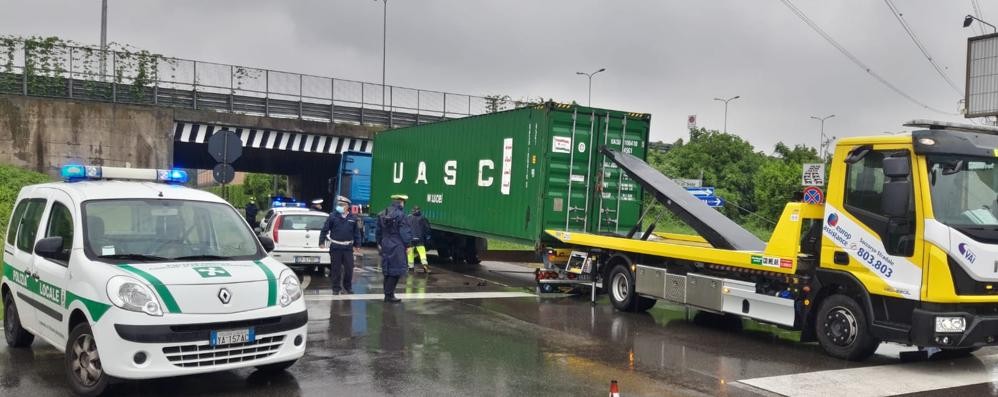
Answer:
[
  {"left": 258, "top": 236, "right": 275, "bottom": 253},
  {"left": 34, "top": 236, "right": 65, "bottom": 261}
]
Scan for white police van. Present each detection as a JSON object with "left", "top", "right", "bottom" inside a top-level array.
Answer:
[{"left": 1, "top": 165, "right": 307, "bottom": 396}]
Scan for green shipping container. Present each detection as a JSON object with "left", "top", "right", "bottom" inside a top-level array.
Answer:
[{"left": 371, "top": 102, "right": 651, "bottom": 247}]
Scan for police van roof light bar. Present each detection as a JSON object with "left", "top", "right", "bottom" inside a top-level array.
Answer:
[{"left": 61, "top": 165, "right": 188, "bottom": 184}]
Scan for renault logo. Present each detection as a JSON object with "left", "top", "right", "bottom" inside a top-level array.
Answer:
[{"left": 218, "top": 288, "right": 232, "bottom": 304}]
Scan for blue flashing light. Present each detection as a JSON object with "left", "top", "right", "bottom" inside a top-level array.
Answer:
[
  {"left": 61, "top": 165, "right": 87, "bottom": 181},
  {"left": 163, "top": 169, "right": 188, "bottom": 184}
]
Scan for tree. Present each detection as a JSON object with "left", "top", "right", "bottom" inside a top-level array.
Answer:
[
  {"left": 654, "top": 128, "right": 765, "bottom": 221},
  {"left": 753, "top": 142, "right": 821, "bottom": 222}
]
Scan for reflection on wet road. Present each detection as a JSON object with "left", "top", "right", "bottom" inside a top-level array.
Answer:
[{"left": 2, "top": 249, "right": 997, "bottom": 396}]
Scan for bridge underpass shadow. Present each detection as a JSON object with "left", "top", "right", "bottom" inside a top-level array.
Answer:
[{"left": 173, "top": 138, "right": 341, "bottom": 205}]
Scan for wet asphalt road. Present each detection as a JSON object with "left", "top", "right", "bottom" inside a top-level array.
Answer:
[{"left": 3, "top": 248, "right": 998, "bottom": 396}]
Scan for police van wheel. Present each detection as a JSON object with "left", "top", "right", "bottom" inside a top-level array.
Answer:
[
  {"left": 3, "top": 293, "right": 35, "bottom": 347},
  {"left": 255, "top": 359, "right": 298, "bottom": 373},
  {"left": 815, "top": 294, "right": 880, "bottom": 361},
  {"left": 65, "top": 322, "right": 109, "bottom": 397}
]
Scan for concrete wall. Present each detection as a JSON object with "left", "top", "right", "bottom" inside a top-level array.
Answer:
[
  {"left": 0, "top": 95, "right": 175, "bottom": 176},
  {"left": 0, "top": 94, "right": 381, "bottom": 178}
]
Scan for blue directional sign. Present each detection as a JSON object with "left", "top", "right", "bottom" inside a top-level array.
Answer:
[
  {"left": 699, "top": 196, "right": 724, "bottom": 207},
  {"left": 685, "top": 187, "right": 715, "bottom": 197}
]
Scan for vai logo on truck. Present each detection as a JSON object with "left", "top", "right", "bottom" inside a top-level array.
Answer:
[{"left": 958, "top": 243, "right": 977, "bottom": 263}]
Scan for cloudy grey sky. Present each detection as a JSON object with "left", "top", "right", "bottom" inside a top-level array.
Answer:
[{"left": 0, "top": 0, "right": 987, "bottom": 153}]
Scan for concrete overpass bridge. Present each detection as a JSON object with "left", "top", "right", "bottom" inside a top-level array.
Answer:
[{"left": 0, "top": 40, "right": 515, "bottom": 205}]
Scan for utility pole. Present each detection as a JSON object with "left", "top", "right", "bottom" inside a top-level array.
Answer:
[
  {"left": 377, "top": 0, "right": 388, "bottom": 110},
  {"left": 713, "top": 96, "right": 741, "bottom": 133},
  {"left": 576, "top": 68, "right": 606, "bottom": 107},
  {"left": 810, "top": 114, "right": 835, "bottom": 161},
  {"left": 100, "top": 0, "right": 108, "bottom": 81}
]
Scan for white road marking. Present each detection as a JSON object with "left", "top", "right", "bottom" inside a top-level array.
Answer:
[
  {"left": 739, "top": 353, "right": 998, "bottom": 397},
  {"left": 306, "top": 291, "right": 535, "bottom": 301}
]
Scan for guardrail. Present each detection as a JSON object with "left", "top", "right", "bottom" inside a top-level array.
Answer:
[{"left": 0, "top": 40, "right": 519, "bottom": 127}]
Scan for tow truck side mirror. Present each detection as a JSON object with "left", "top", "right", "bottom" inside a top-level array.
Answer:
[
  {"left": 34, "top": 236, "right": 65, "bottom": 261},
  {"left": 882, "top": 156, "right": 911, "bottom": 219},
  {"left": 258, "top": 236, "right": 275, "bottom": 253}
]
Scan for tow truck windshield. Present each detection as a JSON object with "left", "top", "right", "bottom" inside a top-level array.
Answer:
[
  {"left": 928, "top": 155, "right": 998, "bottom": 229},
  {"left": 82, "top": 199, "right": 264, "bottom": 262}
]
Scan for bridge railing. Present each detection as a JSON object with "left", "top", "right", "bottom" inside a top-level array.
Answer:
[{"left": 0, "top": 39, "right": 517, "bottom": 127}]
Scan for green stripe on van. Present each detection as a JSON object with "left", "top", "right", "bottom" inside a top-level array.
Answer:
[
  {"left": 253, "top": 260, "right": 277, "bottom": 306},
  {"left": 119, "top": 264, "right": 181, "bottom": 313}
]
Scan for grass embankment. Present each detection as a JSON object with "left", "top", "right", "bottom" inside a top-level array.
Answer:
[{"left": 0, "top": 165, "right": 52, "bottom": 321}]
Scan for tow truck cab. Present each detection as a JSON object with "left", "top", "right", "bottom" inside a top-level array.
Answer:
[
  {"left": 820, "top": 120, "right": 998, "bottom": 351},
  {"left": 544, "top": 120, "right": 998, "bottom": 360}
]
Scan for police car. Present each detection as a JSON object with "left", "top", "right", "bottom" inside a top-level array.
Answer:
[{"left": 1, "top": 166, "right": 307, "bottom": 396}]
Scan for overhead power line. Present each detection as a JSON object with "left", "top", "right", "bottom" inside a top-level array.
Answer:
[
  {"left": 778, "top": 0, "right": 958, "bottom": 116},
  {"left": 883, "top": 0, "right": 964, "bottom": 96}
]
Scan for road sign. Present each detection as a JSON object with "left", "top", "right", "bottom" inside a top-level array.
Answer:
[
  {"left": 675, "top": 178, "right": 702, "bottom": 188},
  {"left": 686, "top": 187, "right": 715, "bottom": 197},
  {"left": 687, "top": 115, "right": 697, "bottom": 129},
  {"left": 802, "top": 186, "right": 824, "bottom": 204},
  {"left": 699, "top": 196, "right": 724, "bottom": 207},
  {"left": 208, "top": 129, "right": 243, "bottom": 164},
  {"left": 802, "top": 163, "right": 825, "bottom": 186},
  {"left": 213, "top": 163, "right": 235, "bottom": 184}
]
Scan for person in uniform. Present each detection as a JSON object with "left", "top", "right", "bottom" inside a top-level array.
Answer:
[
  {"left": 319, "top": 196, "right": 362, "bottom": 295},
  {"left": 406, "top": 205, "right": 432, "bottom": 274},
  {"left": 376, "top": 194, "right": 412, "bottom": 303},
  {"left": 244, "top": 198, "right": 259, "bottom": 228},
  {"left": 311, "top": 198, "right": 325, "bottom": 212}
]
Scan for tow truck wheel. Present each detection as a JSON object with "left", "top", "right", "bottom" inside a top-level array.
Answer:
[
  {"left": 607, "top": 264, "right": 656, "bottom": 313},
  {"left": 65, "top": 322, "right": 109, "bottom": 397},
  {"left": 815, "top": 294, "right": 880, "bottom": 361},
  {"left": 3, "top": 293, "right": 35, "bottom": 347}
]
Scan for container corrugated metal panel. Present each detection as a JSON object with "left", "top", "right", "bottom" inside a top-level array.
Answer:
[{"left": 371, "top": 103, "right": 650, "bottom": 245}]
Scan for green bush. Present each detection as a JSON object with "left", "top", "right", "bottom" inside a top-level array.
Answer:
[{"left": 0, "top": 165, "right": 51, "bottom": 243}]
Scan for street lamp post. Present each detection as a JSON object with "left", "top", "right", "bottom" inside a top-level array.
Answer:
[
  {"left": 810, "top": 114, "right": 835, "bottom": 161},
  {"left": 376, "top": 0, "right": 388, "bottom": 110},
  {"left": 576, "top": 68, "right": 606, "bottom": 107},
  {"left": 100, "top": 0, "right": 108, "bottom": 81},
  {"left": 964, "top": 14, "right": 997, "bottom": 32},
  {"left": 713, "top": 96, "right": 741, "bottom": 133}
]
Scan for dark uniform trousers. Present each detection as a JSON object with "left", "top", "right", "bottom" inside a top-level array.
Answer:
[{"left": 329, "top": 246, "right": 354, "bottom": 293}]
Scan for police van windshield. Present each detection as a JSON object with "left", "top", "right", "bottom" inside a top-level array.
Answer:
[
  {"left": 928, "top": 155, "right": 998, "bottom": 228},
  {"left": 82, "top": 199, "right": 264, "bottom": 262}
]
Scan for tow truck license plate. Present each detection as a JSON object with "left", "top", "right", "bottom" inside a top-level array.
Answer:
[
  {"left": 294, "top": 256, "right": 320, "bottom": 264},
  {"left": 210, "top": 328, "right": 255, "bottom": 346}
]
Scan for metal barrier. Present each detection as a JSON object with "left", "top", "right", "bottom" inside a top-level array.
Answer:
[{"left": 0, "top": 39, "right": 515, "bottom": 127}]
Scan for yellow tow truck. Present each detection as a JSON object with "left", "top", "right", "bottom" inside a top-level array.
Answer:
[{"left": 546, "top": 120, "right": 998, "bottom": 360}]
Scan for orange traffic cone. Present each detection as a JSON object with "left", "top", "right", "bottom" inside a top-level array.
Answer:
[{"left": 609, "top": 380, "right": 620, "bottom": 397}]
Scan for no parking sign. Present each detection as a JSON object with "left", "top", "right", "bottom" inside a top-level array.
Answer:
[{"left": 802, "top": 186, "right": 824, "bottom": 204}]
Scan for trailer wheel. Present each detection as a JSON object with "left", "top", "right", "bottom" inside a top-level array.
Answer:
[
  {"left": 607, "top": 264, "right": 656, "bottom": 313},
  {"left": 815, "top": 294, "right": 880, "bottom": 361}
]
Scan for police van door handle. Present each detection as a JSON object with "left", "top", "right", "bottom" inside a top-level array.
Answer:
[{"left": 833, "top": 251, "right": 849, "bottom": 265}]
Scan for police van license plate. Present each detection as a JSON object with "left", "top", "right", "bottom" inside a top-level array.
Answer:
[
  {"left": 294, "top": 256, "right": 319, "bottom": 264},
  {"left": 210, "top": 328, "right": 255, "bottom": 346}
]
